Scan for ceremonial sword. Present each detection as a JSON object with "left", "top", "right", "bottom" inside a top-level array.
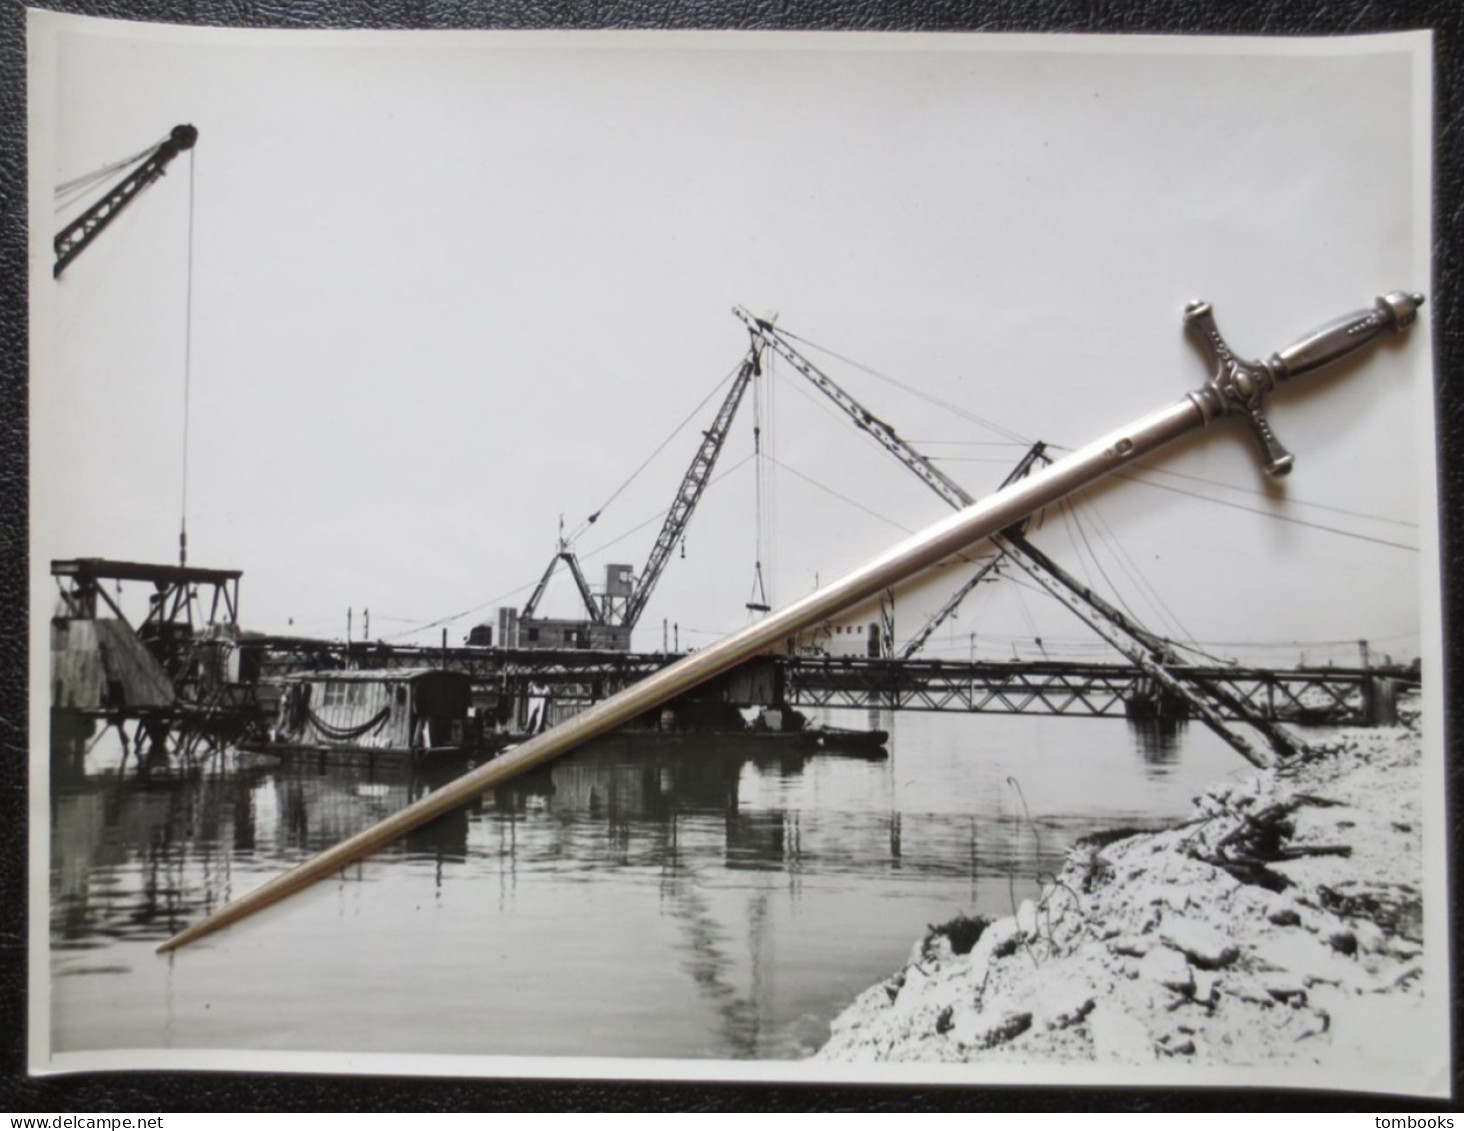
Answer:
[{"left": 158, "top": 290, "right": 1425, "bottom": 954}]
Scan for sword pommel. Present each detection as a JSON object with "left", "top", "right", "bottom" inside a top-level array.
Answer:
[{"left": 1183, "top": 291, "right": 1424, "bottom": 478}]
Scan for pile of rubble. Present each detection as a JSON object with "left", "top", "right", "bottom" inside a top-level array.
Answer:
[{"left": 818, "top": 718, "right": 1430, "bottom": 1077}]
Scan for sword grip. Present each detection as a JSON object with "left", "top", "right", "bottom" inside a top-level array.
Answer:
[{"left": 1268, "top": 292, "right": 1425, "bottom": 382}]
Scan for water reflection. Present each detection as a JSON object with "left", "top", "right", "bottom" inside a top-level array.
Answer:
[
  {"left": 1130, "top": 717, "right": 1187, "bottom": 766},
  {"left": 50, "top": 713, "right": 1244, "bottom": 1059},
  {"left": 660, "top": 861, "right": 769, "bottom": 1058}
]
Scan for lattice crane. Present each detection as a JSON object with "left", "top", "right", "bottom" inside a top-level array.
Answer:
[
  {"left": 54, "top": 125, "right": 198, "bottom": 279},
  {"left": 732, "top": 307, "right": 1300, "bottom": 763},
  {"left": 521, "top": 337, "right": 764, "bottom": 637}
]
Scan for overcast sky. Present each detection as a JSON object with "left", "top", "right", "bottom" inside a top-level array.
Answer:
[{"left": 30, "top": 18, "right": 1434, "bottom": 666}]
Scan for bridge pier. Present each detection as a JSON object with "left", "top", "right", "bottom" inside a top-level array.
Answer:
[
  {"left": 1363, "top": 676, "right": 1400, "bottom": 726},
  {"left": 1122, "top": 678, "right": 1193, "bottom": 721}
]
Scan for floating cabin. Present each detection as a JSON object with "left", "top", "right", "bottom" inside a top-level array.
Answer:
[{"left": 273, "top": 668, "right": 474, "bottom": 756}]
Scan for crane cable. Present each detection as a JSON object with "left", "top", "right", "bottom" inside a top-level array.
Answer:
[
  {"left": 564, "top": 362, "right": 740, "bottom": 548},
  {"left": 385, "top": 453, "right": 760, "bottom": 642},
  {"left": 774, "top": 325, "right": 1032, "bottom": 447},
  {"left": 1069, "top": 492, "right": 1200, "bottom": 646},
  {"left": 747, "top": 348, "right": 770, "bottom": 612},
  {"left": 782, "top": 329, "right": 1416, "bottom": 545},
  {"left": 179, "top": 146, "right": 196, "bottom": 569},
  {"left": 1103, "top": 470, "right": 1419, "bottom": 552},
  {"left": 767, "top": 347, "right": 777, "bottom": 607},
  {"left": 53, "top": 136, "right": 165, "bottom": 213},
  {"left": 1060, "top": 499, "right": 1155, "bottom": 635}
]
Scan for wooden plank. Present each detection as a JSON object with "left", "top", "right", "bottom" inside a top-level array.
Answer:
[
  {"left": 93, "top": 619, "right": 174, "bottom": 708},
  {"left": 51, "top": 619, "right": 104, "bottom": 709}
]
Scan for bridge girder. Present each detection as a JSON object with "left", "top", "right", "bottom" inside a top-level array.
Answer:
[{"left": 246, "top": 638, "right": 1400, "bottom": 727}]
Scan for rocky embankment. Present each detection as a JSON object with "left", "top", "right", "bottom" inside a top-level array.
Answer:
[{"left": 818, "top": 719, "right": 1429, "bottom": 1072}]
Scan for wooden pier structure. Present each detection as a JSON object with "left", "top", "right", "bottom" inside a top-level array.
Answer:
[{"left": 49, "top": 558, "right": 264, "bottom": 770}]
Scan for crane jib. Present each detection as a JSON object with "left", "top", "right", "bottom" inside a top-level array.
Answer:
[{"left": 53, "top": 124, "right": 199, "bottom": 279}]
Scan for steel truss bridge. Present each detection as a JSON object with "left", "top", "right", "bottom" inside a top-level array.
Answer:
[
  {"left": 778, "top": 655, "right": 1407, "bottom": 726},
  {"left": 250, "top": 637, "right": 1410, "bottom": 728}
]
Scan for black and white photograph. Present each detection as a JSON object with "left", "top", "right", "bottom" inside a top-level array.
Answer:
[{"left": 26, "top": 12, "right": 1447, "bottom": 1096}]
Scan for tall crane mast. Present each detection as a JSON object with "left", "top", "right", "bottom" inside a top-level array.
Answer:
[
  {"left": 515, "top": 335, "right": 763, "bottom": 647},
  {"left": 618, "top": 339, "right": 763, "bottom": 632},
  {"left": 54, "top": 124, "right": 198, "bottom": 279}
]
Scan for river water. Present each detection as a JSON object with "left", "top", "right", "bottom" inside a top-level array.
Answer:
[{"left": 49, "top": 711, "right": 1251, "bottom": 1061}]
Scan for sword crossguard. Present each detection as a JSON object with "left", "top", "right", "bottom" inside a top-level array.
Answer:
[
  {"left": 1184, "top": 300, "right": 1294, "bottom": 476},
  {"left": 1184, "top": 291, "right": 1424, "bottom": 478}
]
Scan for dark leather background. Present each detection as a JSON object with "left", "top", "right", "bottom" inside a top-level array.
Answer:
[{"left": 2, "top": 0, "right": 1457, "bottom": 1112}]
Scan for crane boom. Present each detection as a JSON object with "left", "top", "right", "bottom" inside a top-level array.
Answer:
[
  {"left": 512, "top": 337, "right": 762, "bottom": 648},
  {"left": 619, "top": 341, "right": 762, "bottom": 632},
  {"left": 732, "top": 308, "right": 970, "bottom": 510},
  {"left": 54, "top": 124, "right": 198, "bottom": 279},
  {"left": 895, "top": 442, "right": 1049, "bottom": 660},
  {"left": 895, "top": 554, "right": 1003, "bottom": 661}
]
